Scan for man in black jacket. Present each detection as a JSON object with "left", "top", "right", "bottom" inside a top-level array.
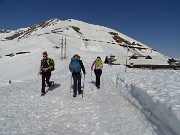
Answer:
[
  {"left": 38, "top": 51, "right": 54, "bottom": 96},
  {"left": 69, "top": 54, "right": 86, "bottom": 97}
]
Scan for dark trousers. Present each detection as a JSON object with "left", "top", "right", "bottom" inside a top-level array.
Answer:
[
  {"left": 94, "top": 69, "right": 102, "bottom": 87},
  {"left": 72, "top": 75, "right": 81, "bottom": 95},
  {"left": 96, "top": 74, "right": 101, "bottom": 87},
  {"left": 42, "top": 72, "right": 51, "bottom": 94}
]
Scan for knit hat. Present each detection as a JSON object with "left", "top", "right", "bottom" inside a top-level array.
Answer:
[
  {"left": 42, "top": 51, "right": 48, "bottom": 56},
  {"left": 73, "top": 54, "right": 80, "bottom": 58}
]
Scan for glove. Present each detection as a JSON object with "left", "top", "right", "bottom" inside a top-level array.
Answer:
[{"left": 38, "top": 71, "right": 42, "bottom": 76}]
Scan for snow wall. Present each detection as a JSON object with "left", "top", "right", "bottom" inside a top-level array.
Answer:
[{"left": 116, "top": 71, "right": 180, "bottom": 135}]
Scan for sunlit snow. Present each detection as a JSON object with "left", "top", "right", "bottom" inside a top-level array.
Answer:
[{"left": 0, "top": 19, "right": 179, "bottom": 135}]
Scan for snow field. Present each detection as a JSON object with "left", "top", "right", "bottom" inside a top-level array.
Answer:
[
  {"left": 116, "top": 69, "right": 180, "bottom": 135},
  {"left": 0, "top": 64, "right": 157, "bottom": 135}
]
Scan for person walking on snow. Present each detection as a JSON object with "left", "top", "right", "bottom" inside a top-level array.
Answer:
[
  {"left": 38, "top": 51, "right": 54, "bottom": 96},
  {"left": 69, "top": 54, "right": 86, "bottom": 97},
  {"left": 91, "top": 56, "right": 103, "bottom": 89}
]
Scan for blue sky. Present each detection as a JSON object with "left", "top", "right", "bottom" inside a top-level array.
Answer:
[{"left": 0, "top": 0, "right": 179, "bottom": 58}]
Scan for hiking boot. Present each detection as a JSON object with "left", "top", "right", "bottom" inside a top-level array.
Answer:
[
  {"left": 51, "top": 81, "right": 54, "bottom": 87},
  {"left": 41, "top": 93, "right": 45, "bottom": 96},
  {"left": 73, "top": 94, "right": 77, "bottom": 97},
  {"left": 78, "top": 90, "right": 83, "bottom": 95},
  {"left": 48, "top": 87, "right": 53, "bottom": 91}
]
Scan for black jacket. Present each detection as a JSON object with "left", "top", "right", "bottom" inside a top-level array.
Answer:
[
  {"left": 72, "top": 60, "right": 86, "bottom": 76},
  {"left": 41, "top": 58, "right": 51, "bottom": 72}
]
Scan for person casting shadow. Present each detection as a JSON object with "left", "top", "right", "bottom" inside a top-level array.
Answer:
[
  {"left": 69, "top": 54, "right": 86, "bottom": 97},
  {"left": 91, "top": 56, "right": 103, "bottom": 89}
]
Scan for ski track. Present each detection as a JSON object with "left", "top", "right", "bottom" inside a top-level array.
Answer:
[{"left": 0, "top": 64, "right": 157, "bottom": 135}]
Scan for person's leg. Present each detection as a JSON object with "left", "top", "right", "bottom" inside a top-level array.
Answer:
[
  {"left": 99, "top": 74, "right": 101, "bottom": 87},
  {"left": 77, "top": 75, "right": 82, "bottom": 94},
  {"left": 96, "top": 75, "right": 99, "bottom": 87},
  {"left": 41, "top": 73, "right": 46, "bottom": 95},
  {"left": 94, "top": 69, "right": 97, "bottom": 87},
  {"left": 96, "top": 69, "right": 102, "bottom": 88},
  {"left": 46, "top": 72, "right": 52, "bottom": 88},
  {"left": 96, "top": 74, "right": 100, "bottom": 88},
  {"left": 73, "top": 75, "right": 78, "bottom": 97}
]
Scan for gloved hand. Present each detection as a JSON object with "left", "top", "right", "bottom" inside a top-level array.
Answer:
[{"left": 38, "top": 71, "right": 42, "bottom": 76}]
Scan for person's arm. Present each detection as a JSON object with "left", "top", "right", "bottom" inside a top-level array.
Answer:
[
  {"left": 38, "top": 64, "right": 42, "bottom": 75},
  {"left": 42, "top": 65, "right": 53, "bottom": 72},
  {"left": 91, "top": 61, "right": 95, "bottom": 70},
  {"left": 79, "top": 60, "right": 86, "bottom": 74},
  {"left": 101, "top": 62, "right": 103, "bottom": 68}
]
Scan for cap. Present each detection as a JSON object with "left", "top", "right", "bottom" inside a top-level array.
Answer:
[{"left": 42, "top": 51, "right": 48, "bottom": 56}]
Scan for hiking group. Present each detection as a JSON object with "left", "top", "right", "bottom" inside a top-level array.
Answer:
[{"left": 39, "top": 51, "right": 103, "bottom": 97}]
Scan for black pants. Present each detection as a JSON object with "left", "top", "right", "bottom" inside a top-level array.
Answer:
[
  {"left": 42, "top": 72, "right": 51, "bottom": 94},
  {"left": 94, "top": 69, "right": 102, "bottom": 87},
  {"left": 72, "top": 75, "right": 81, "bottom": 95},
  {"left": 96, "top": 74, "right": 101, "bottom": 87}
]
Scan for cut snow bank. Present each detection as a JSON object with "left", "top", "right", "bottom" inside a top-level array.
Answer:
[{"left": 116, "top": 69, "right": 180, "bottom": 135}]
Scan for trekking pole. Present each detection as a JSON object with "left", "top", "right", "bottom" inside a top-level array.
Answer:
[
  {"left": 91, "top": 70, "right": 92, "bottom": 81},
  {"left": 83, "top": 74, "right": 85, "bottom": 89},
  {"left": 82, "top": 74, "right": 85, "bottom": 98},
  {"left": 90, "top": 70, "right": 93, "bottom": 90}
]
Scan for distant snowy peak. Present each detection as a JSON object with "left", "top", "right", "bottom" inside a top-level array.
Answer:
[
  {"left": 1, "top": 18, "right": 154, "bottom": 53},
  {"left": 67, "top": 20, "right": 150, "bottom": 50},
  {"left": 0, "top": 18, "right": 59, "bottom": 40},
  {"left": 36, "top": 18, "right": 59, "bottom": 28},
  {"left": 1, "top": 18, "right": 143, "bottom": 46},
  {"left": 0, "top": 29, "right": 11, "bottom": 33}
]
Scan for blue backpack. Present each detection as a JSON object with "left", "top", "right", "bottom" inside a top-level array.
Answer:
[{"left": 69, "top": 58, "right": 81, "bottom": 73}]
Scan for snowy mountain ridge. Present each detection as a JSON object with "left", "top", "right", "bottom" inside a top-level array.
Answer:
[
  {"left": 0, "top": 18, "right": 166, "bottom": 58},
  {"left": 0, "top": 18, "right": 171, "bottom": 83}
]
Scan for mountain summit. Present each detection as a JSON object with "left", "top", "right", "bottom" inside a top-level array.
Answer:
[{"left": 0, "top": 18, "right": 168, "bottom": 66}]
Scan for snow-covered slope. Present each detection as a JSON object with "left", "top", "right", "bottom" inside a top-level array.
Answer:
[
  {"left": 0, "top": 62, "right": 160, "bottom": 135},
  {"left": 116, "top": 69, "right": 180, "bottom": 135},
  {"left": 0, "top": 18, "right": 167, "bottom": 58},
  {"left": 0, "top": 18, "right": 169, "bottom": 83}
]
